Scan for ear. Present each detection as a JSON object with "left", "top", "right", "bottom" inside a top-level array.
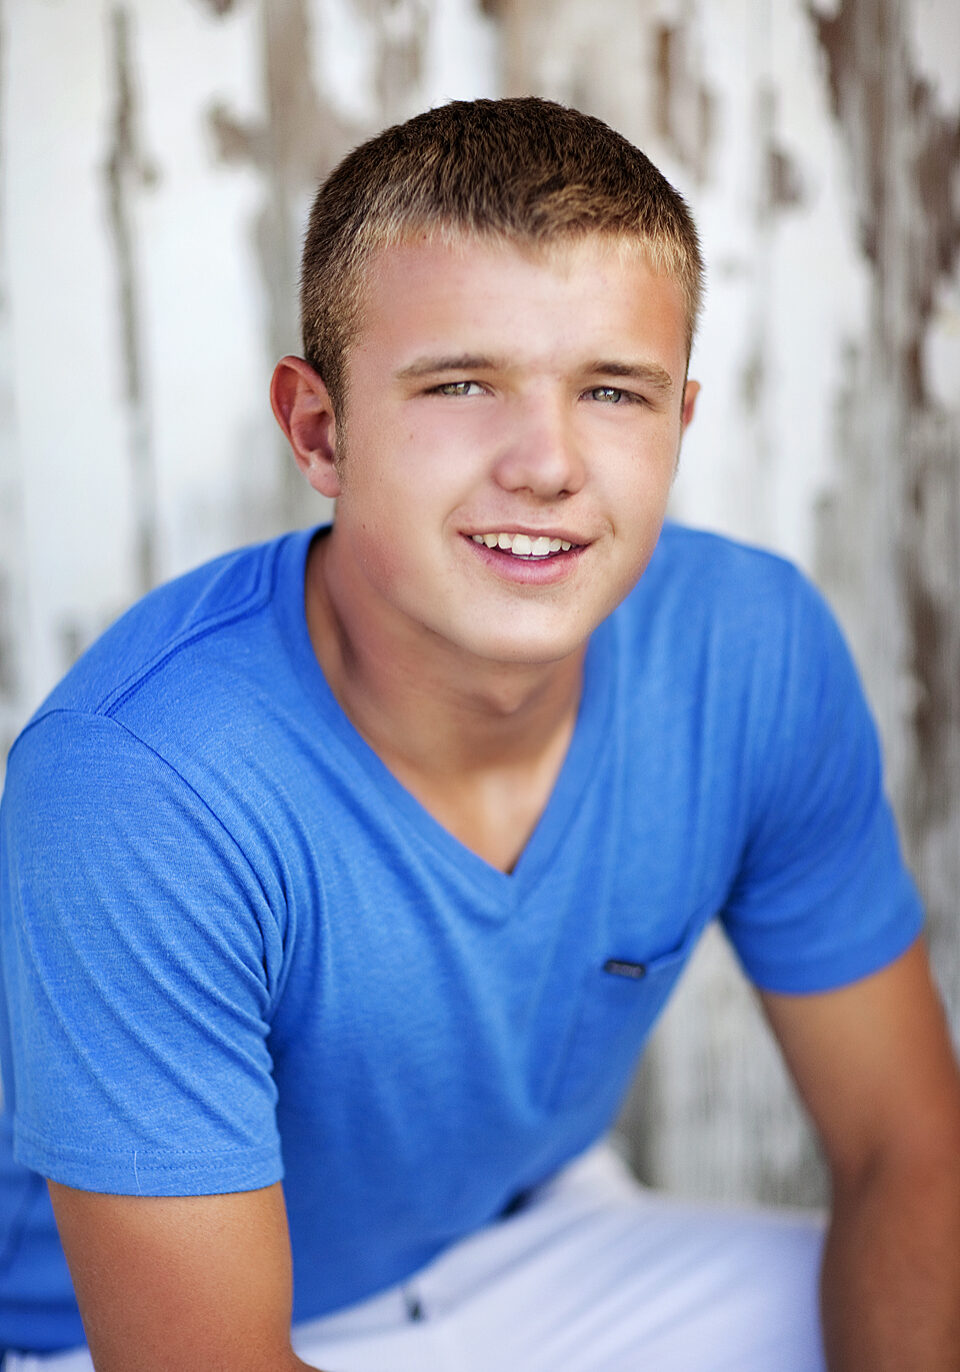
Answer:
[
  {"left": 680, "top": 379, "right": 700, "bottom": 432},
  {"left": 270, "top": 356, "right": 342, "bottom": 499}
]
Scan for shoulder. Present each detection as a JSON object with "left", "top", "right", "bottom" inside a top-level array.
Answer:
[
  {"left": 3, "top": 530, "right": 323, "bottom": 914},
  {"left": 641, "top": 521, "right": 811, "bottom": 610},
  {"left": 7, "top": 529, "right": 321, "bottom": 777},
  {"left": 25, "top": 535, "right": 293, "bottom": 725},
  {"left": 619, "top": 521, "right": 841, "bottom": 678},
  {"left": 3, "top": 534, "right": 291, "bottom": 845},
  {"left": 610, "top": 523, "right": 873, "bottom": 819}
]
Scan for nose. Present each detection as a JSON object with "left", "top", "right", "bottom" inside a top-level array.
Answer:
[{"left": 491, "top": 394, "right": 586, "bottom": 499}]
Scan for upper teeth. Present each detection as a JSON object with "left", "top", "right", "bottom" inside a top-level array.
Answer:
[{"left": 471, "top": 532, "right": 573, "bottom": 556}]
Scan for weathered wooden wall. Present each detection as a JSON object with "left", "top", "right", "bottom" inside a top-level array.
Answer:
[{"left": 1, "top": 0, "right": 957, "bottom": 1209}]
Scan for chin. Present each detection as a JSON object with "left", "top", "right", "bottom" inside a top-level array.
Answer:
[{"left": 455, "top": 626, "right": 589, "bottom": 669}]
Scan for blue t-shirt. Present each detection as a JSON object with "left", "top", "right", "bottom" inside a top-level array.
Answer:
[{"left": 0, "top": 523, "right": 922, "bottom": 1353}]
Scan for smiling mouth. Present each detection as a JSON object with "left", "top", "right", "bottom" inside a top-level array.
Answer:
[{"left": 469, "top": 531, "right": 578, "bottom": 559}]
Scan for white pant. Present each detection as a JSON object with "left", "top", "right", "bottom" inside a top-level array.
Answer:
[{"left": 8, "top": 1143, "right": 826, "bottom": 1372}]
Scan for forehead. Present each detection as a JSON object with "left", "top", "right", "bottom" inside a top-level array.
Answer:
[
  {"left": 361, "top": 228, "right": 676, "bottom": 302},
  {"left": 351, "top": 232, "right": 690, "bottom": 379}
]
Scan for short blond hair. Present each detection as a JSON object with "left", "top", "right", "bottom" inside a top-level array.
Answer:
[{"left": 300, "top": 97, "right": 704, "bottom": 416}]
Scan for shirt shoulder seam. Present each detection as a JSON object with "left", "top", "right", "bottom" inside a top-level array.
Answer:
[{"left": 99, "top": 537, "right": 285, "bottom": 717}]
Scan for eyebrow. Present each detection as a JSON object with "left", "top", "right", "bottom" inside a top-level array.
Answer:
[
  {"left": 394, "top": 354, "right": 507, "bottom": 380},
  {"left": 587, "top": 360, "right": 675, "bottom": 394},
  {"left": 393, "top": 353, "right": 676, "bottom": 394}
]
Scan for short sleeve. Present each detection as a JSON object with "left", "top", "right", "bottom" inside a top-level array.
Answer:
[
  {"left": 1, "top": 710, "right": 284, "bottom": 1195},
  {"left": 721, "top": 573, "right": 924, "bottom": 993}
]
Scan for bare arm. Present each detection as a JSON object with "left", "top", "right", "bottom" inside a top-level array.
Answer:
[
  {"left": 762, "top": 938, "right": 960, "bottom": 1372},
  {"left": 48, "top": 1180, "right": 327, "bottom": 1372}
]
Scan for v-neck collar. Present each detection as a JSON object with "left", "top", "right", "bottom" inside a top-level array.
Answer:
[{"left": 274, "top": 526, "right": 618, "bottom": 912}]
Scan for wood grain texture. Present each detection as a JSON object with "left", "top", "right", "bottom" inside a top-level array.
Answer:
[
  {"left": 810, "top": 0, "right": 960, "bottom": 1038},
  {"left": 104, "top": 5, "right": 159, "bottom": 595}
]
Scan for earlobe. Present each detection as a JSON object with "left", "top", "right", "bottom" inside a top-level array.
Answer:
[{"left": 270, "top": 356, "right": 342, "bottom": 498}]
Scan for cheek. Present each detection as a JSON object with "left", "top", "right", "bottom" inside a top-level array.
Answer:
[
  {"left": 404, "top": 407, "right": 493, "bottom": 482},
  {"left": 595, "top": 453, "right": 676, "bottom": 586},
  {"left": 600, "top": 456, "right": 675, "bottom": 534},
  {"left": 346, "top": 498, "right": 439, "bottom": 607}
]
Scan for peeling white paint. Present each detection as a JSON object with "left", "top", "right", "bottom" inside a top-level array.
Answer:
[
  {"left": 5, "top": 2, "right": 132, "bottom": 696},
  {"left": 132, "top": 1, "right": 275, "bottom": 575},
  {"left": 926, "top": 282, "right": 960, "bottom": 409},
  {"left": 312, "top": 0, "right": 378, "bottom": 124},
  {"left": 672, "top": 0, "right": 874, "bottom": 576},
  {"left": 422, "top": 0, "right": 500, "bottom": 107},
  {"left": 908, "top": 0, "right": 960, "bottom": 107}
]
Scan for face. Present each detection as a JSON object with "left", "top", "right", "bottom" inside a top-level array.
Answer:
[{"left": 303, "top": 233, "right": 697, "bottom": 670}]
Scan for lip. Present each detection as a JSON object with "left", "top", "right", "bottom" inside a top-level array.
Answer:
[{"left": 460, "top": 531, "right": 587, "bottom": 585}]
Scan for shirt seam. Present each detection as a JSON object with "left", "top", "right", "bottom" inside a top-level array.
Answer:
[
  {"left": 6, "top": 536, "right": 287, "bottom": 769},
  {"left": 101, "top": 536, "right": 284, "bottom": 715}
]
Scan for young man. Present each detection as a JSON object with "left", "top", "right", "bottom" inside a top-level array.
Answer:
[{"left": 1, "top": 98, "right": 958, "bottom": 1372}]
